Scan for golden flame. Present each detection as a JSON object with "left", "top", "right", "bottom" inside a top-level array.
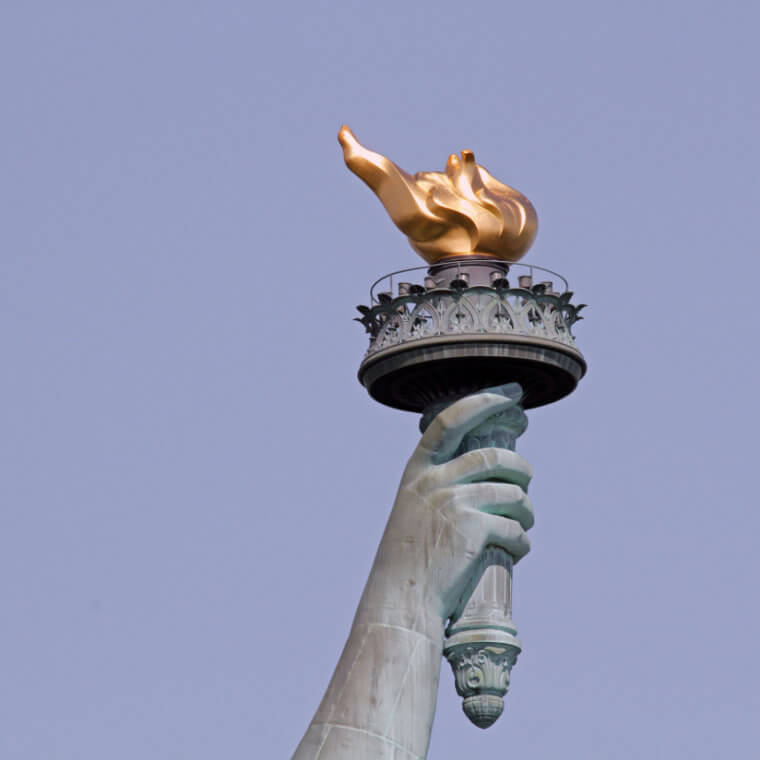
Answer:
[{"left": 338, "top": 125, "right": 537, "bottom": 265}]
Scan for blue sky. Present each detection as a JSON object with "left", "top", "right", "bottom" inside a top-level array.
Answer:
[{"left": 2, "top": 1, "right": 759, "bottom": 757}]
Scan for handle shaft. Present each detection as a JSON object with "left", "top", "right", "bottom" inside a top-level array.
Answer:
[{"left": 441, "top": 403, "right": 526, "bottom": 728}]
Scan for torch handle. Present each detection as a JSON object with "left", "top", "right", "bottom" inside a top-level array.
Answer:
[
  {"left": 441, "top": 416, "right": 524, "bottom": 729},
  {"left": 443, "top": 545, "right": 520, "bottom": 728}
]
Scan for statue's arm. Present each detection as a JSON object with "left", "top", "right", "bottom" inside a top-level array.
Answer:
[
  {"left": 293, "top": 617, "right": 442, "bottom": 759},
  {"left": 293, "top": 388, "right": 533, "bottom": 760}
]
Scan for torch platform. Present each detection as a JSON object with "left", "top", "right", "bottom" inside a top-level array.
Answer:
[{"left": 356, "top": 263, "right": 586, "bottom": 412}]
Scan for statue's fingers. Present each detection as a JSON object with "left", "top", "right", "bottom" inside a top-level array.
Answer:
[
  {"left": 445, "top": 482, "right": 534, "bottom": 531},
  {"left": 480, "top": 514, "right": 531, "bottom": 562},
  {"left": 418, "top": 384, "right": 523, "bottom": 464},
  {"left": 436, "top": 447, "right": 532, "bottom": 492}
]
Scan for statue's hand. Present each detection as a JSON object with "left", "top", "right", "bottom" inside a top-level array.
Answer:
[{"left": 355, "top": 387, "right": 533, "bottom": 639}]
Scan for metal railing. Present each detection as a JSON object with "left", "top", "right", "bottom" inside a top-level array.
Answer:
[{"left": 368, "top": 259, "right": 571, "bottom": 304}]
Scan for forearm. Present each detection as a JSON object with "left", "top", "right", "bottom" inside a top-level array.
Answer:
[{"left": 293, "top": 608, "right": 443, "bottom": 760}]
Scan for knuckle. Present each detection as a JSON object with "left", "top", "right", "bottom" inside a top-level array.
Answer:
[
  {"left": 483, "top": 448, "right": 500, "bottom": 468},
  {"left": 515, "top": 536, "right": 531, "bottom": 559},
  {"left": 503, "top": 482, "right": 522, "bottom": 502},
  {"left": 437, "top": 409, "right": 456, "bottom": 433}
]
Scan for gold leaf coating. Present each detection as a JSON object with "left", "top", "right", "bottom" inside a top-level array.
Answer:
[{"left": 338, "top": 125, "right": 538, "bottom": 264}]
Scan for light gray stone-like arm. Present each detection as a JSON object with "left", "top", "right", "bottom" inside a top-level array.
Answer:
[{"left": 292, "top": 388, "right": 533, "bottom": 760}]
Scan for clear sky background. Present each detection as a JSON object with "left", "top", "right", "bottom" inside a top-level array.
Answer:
[{"left": 2, "top": 1, "right": 759, "bottom": 758}]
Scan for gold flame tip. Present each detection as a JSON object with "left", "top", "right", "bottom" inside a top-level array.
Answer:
[{"left": 338, "top": 126, "right": 537, "bottom": 265}]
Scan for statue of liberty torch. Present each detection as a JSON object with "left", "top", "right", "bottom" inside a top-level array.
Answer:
[{"left": 293, "top": 127, "right": 586, "bottom": 760}]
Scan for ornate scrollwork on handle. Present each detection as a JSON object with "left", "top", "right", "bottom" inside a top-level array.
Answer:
[
  {"left": 444, "top": 642, "right": 521, "bottom": 728},
  {"left": 448, "top": 644, "right": 518, "bottom": 695}
]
